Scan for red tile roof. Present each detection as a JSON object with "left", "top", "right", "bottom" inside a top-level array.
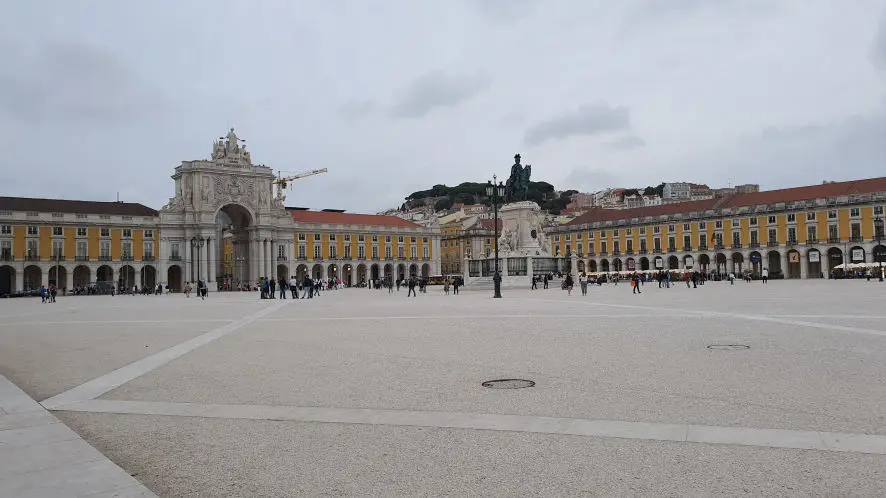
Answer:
[
  {"left": 0, "top": 197, "right": 158, "bottom": 216},
  {"left": 566, "top": 177, "right": 886, "bottom": 227},
  {"left": 288, "top": 209, "right": 421, "bottom": 228},
  {"left": 478, "top": 219, "right": 502, "bottom": 231}
]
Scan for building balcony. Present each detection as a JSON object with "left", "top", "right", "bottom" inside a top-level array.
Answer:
[
  {"left": 625, "top": 250, "right": 635, "bottom": 255},
  {"left": 277, "top": 256, "right": 288, "bottom": 261},
  {"left": 787, "top": 239, "right": 798, "bottom": 246},
  {"left": 99, "top": 255, "right": 112, "bottom": 261},
  {"left": 639, "top": 249, "right": 648, "bottom": 255},
  {"left": 169, "top": 255, "right": 182, "bottom": 261},
  {"left": 698, "top": 244, "right": 708, "bottom": 251},
  {"left": 587, "top": 252, "right": 596, "bottom": 257},
  {"left": 143, "top": 255, "right": 154, "bottom": 262},
  {"left": 850, "top": 235, "right": 863, "bottom": 242},
  {"left": 713, "top": 244, "right": 724, "bottom": 251},
  {"left": 121, "top": 255, "right": 134, "bottom": 261},
  {"left": 611, "top": 251, "right": 621, "bottom": 256},
  {"left": 0, "top": 255, "right": 13, "bottom": 262},
  {"left": 767, "top": 241, "right": 779, "bottom": 247},
  {"left": 75, "top": 255, "right": 89, "bottom": 261},
  {"left": 51, "top": 256, "right": 65, "bottom": 261},
  {"left": 667, "top": 247, "right": 676, "bottom": 253},
  {"left": 682, "top": 246, "right": 692, "bottom": 252},
  {"left": 749, "top": 242, "right": 760, "bottom": 248},
  {"left": 805, "top": 239, "right": 819, "bottom": 245},
  {"left": 599, "top": 251, "right": 608, "bottom": 256},
  {"left": 25, "top": 255, "right": 40, "bottom": 261},
  {"left": 827, "top": 237, "right": 840, "bottom": 243},
  {"left": 652, "top": 248, "right": 662, "bottom": 254},
  {"left": 731, "top": 243, "right": 742, "bottom": 249}
]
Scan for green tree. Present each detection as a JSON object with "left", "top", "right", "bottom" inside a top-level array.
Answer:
[{"left": 434, "top": 198, "right": 454, "bottom": 211}]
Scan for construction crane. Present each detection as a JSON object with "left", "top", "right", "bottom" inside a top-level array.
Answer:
[{"left": 273, "top": 168, "right": 328, "bottom": 191}]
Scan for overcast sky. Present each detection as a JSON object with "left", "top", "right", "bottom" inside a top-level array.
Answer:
[{"left": 2, "top": 0, "right": 886, "bottom": 213}]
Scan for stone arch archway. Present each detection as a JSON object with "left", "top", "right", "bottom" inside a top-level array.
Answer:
[
  {"left": 849, "top": 245, "right": 865, "bottom": 264},
  {"left": 277, "top": 264, "right": 289, "bottom": 281},
  {"left": 421, "top": 263, "right": 430, "bottom": 277},
  {"left": 0, "top": 265, "right": 15, "bottom": 295},
  {"left": 806, "top": 249, "right": 821, "bottom": 278},
  {"left": 96, "top": 265, "right": 114, "bottom": 285},
  {"left": 409, "top": 263, "right": 418, "bottom": 276},
  {"left": 23, "top": 265, "right": 41, "bottom": 291},
  {"left": 370, "top": 264, "right": 380, "bottom": 281},
  {"left": 827, "top": 247, "right": 843, "bottom": 273},
  {"left": 312, "top": 264, "right": 324, "bottom": 280},
  {"left": 588, "top": 260, "right": 598, "bottom": 273},
  {"left": 626, "top": 257, "right": 636, "bottom": 272},
  {"left": 749, "top": 251, "right": 762, "bottom": 276},
  {"left": 216, "top": 203, "right": 255, "bottom": 285},
  {"left": 600, "top": 259, "right": 610, "bottom": 272},
  {"left": 767, "top": 250, "right": 782, "bottom": 277},
  {"left": 698, "top": 254, "right": 710, "bottom": 271},
  {"left": 715, "top": 253, "right": 727, "bottom": 274},
  {"left": 327, "top": 264, "right": 338, "bottom": 282},
  {"left": 640, "top": 257, "right": 650, "bottom": 271},
  {"left": 577, "top": 260, "right": 585, "bottom": 273},
  {"left": 357, "top": 264, "right": 367, "bottom": 285},
  {"left": 167, "top": 265, "right": 182, "bottom": 291},
  {"left": 613, "top": 258, "right": 623, "bottom": 272},
  {"left": 667, "top": 255, "right": 679, "bottom": 270},
  {"left": 296, "top": 264, "right": 308, "bottom": 281},
  {"left": 141, "top": 265, "right": 157, "bottom": 289},
  {"left": 48, "top": 265, "right": 67, "bottom": 288},
  {"left": 397, "top": 263, "right": 406, "bottom": 281},
  {"left": 787, "top": 249, "right": 802, "bottom": 278},
  {"left": 343, "top": 264, "right": 353, "bottom": 287},
  {"left": 73, "top": 265, "right": 90, "bottom": 288},
  {"left": 731, "top": 253, "right": 744, "bottom": 274},
  {"left": 120, "top": 265, "right": 136, "bottom": 289},
  {"left": 683, "top": 254, "right": 694, "bottom": 269}
]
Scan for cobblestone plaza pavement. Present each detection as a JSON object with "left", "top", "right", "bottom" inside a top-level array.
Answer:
[{"left": 2, "top": 280, "right": 886, "bottom": 496}]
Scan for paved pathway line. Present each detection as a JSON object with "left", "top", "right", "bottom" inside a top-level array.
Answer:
[
  {"left": 56, "top": 399, "right": 886, "bottom": 456},
  {"left": 42, "top": 300, "right": 290, "bottom": 410},
  {"left": 0, "top": 375, "right": 155, "bottom": 497}
]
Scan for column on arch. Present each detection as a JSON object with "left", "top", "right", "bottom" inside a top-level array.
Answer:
[
  {"left": 258, "top": 238, "right": 266, "bottom": 279},
  {"left": 206, "top": 237, "right": 215, "bottom": 285}
]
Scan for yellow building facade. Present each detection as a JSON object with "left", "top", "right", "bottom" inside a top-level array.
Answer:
[
  {"left": 0, "top": 129, "right": 441, "bottom": 295},
  {"left": 548, "top": 178, "right": 886, "bottom": 278}
]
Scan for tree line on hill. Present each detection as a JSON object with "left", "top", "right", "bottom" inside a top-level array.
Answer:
[{"left": 401, "top": 182, "right": 579, "bottom": 215}]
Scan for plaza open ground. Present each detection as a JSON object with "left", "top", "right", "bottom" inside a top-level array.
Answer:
[{"left": 2, "top": 280, "right": 886, "bottom": 496}]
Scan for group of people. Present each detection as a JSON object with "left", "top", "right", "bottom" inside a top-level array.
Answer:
[
  {"left": 257, "top": 276, "right": 334, "bottom": 300},
  {"left": 37, "top": 284, "right": 57, "bottom": 303}
]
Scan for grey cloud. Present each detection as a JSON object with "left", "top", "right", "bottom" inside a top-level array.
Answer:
[
  {"left": 607, "top": 134, "right": 647, "bottom": 150},
  {"left": 562, "top": 168, "right": 624, "bottom": 192},
  {"left": 390, "top": 71, "right": 487, "bottom": 118},
  {"left": 873, "top": 8, "right": 886, "bottom": 69},
  {"left": 524, "top": 104, "right": 632, "bottom": 146},
  {"left": 671, "top": 107, "right": 886, "bottom": 189},
  {"left": 340, "top": 99, "right": 376, "bottom": 119},
  {"left": 473, "top": 0, "right": 537, "bottom": 24},
  {"left": 0, "top": 42, "right": 166, "bottom": 124}
]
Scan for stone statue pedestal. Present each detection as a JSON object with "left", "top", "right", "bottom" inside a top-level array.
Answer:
[
  {"left": 498, "top": 201, "right": 547, "bottom": 256},
  {"left": 462, "top": 201, "right": 556, "bottom": 290}
]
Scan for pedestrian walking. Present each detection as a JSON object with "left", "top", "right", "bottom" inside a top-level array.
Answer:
[
  {"left": 565, "top": 273, "right": 574, "bottom": 296},
  {"left": 632, "top": 273, "right": 641, "bottom": 294},
  {"left": 762, "top": 267, "right": 769, "bottom": 284},
  {"left": 407, "top": 276, "right": 417, "bottom": 297},
  {"left": 579, "top": 273, "right": 588, "bottom": 295},
  {"left": 443, "top": 279, "right": 450, "bottom": 295}
]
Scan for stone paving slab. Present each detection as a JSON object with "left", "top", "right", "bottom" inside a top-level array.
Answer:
[
  {"left": 3, "top": 281, "right": 886, "bottom": 495},
  {"left": 0, "top": 375, "right": 154, "bottom": 498}
]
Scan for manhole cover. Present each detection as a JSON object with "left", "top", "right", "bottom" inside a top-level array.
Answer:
[
  {"left": 706, "top": 344, "right": 750, "bottom": 350},
  {"left": 482, "top": 379, "right": 535, "bottom": 389}
]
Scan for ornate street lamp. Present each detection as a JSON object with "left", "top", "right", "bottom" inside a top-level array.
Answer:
[
  {"left": 191, "top": 237, "right": 205, "bottom": 283},
  {"left": 486, "top": 176, "right": 506, "bottom": 298},
  {"left": 875, "top": 216, "right": 884, "bottom": 282}
]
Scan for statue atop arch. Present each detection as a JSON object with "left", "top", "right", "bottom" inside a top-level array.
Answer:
[{"left": 211, "top": 127, "right": 252, "bottom": 165}]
